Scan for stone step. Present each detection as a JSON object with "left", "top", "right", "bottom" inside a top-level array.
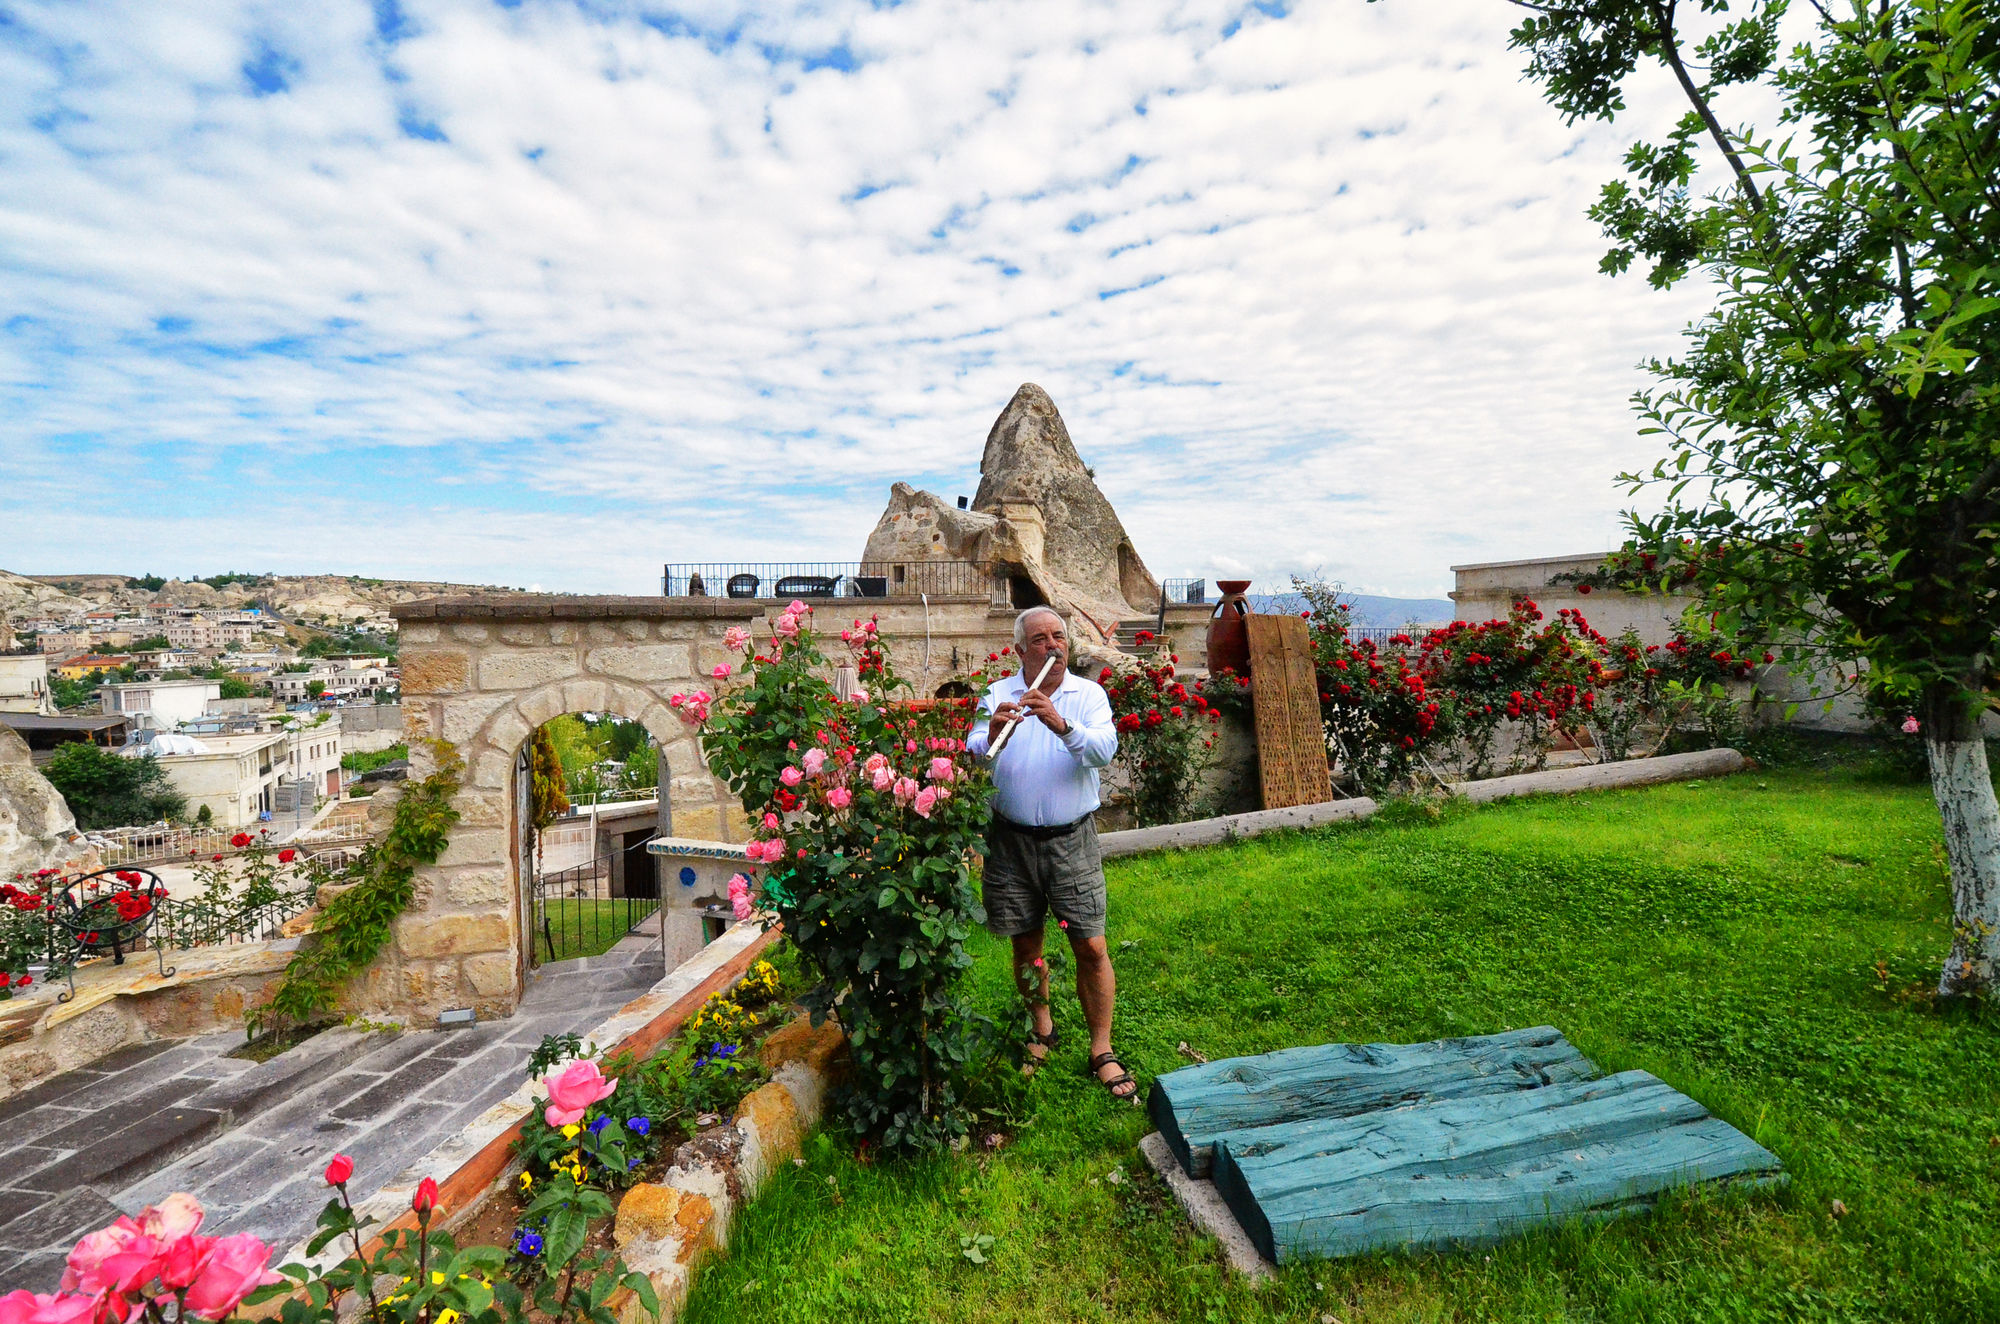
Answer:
[{"left": 1209, "top": 1070, "right": 1785, "bottom": 1263}]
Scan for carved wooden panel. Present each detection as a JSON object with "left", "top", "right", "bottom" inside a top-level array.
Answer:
[{"left": 1246, "top": 613, "right": 1334, "bottom": 810}]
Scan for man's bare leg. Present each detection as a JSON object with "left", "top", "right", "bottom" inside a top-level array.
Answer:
[
  {"left": 1011, "top": 930, "right": 1054, "bottom": 1059},
  {"left": 1069, "top": 932, "right": 1133, "bottom": 1098}
]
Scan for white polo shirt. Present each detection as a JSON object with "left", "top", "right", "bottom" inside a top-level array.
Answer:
[{"left": 965, "top": 669, "right": 1119, "bottom": 828}]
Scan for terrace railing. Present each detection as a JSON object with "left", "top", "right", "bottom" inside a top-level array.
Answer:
[
  {"left": 1162, "top": 578, "right": 1208, "bottom": 607},
  {"left": 663, "top": 561, "right": 991, "bottom": 601},
  {"left": 85, "top": 821, "right": 370, "bottom": 869}
]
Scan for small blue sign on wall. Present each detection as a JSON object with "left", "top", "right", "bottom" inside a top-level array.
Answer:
[{"left": 679, "top": 867, "right": 698, "bottom": 887}]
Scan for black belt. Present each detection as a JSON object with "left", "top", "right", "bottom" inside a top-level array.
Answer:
[{"left": 994, "top": 813, "right": 1092, "bottom": 841}]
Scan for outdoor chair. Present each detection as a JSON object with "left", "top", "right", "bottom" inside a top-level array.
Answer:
[
  {"left": 773, "top": 575, "right": 838, "bottom": 598},
  {"left": 725, "top": 573, "right": 761, "bottom": 598}
]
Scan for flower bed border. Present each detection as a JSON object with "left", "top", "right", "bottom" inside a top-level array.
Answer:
[{"left": 270, "top": 922, "right": 780, "bottom": 1288}]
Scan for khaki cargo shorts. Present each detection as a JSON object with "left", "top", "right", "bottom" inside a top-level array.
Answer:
[{"left": 981, "top": 815, "right": 1107, "bottom": 940}]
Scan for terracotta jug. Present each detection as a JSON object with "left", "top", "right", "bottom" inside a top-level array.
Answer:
[{"left": 1206, "top": 580, "right": 1253, "bottom": 676}]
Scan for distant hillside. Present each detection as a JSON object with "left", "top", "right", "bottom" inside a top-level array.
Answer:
[
  {"left": 0, "top": 571, "right": 531, "bottom": 629},
  {"left": 1248, "top": 591, "right": 1455, "bottom": 628}
]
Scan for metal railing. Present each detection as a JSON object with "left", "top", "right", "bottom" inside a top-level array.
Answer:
[
  {"left": 1162, "top": 578, "right": 1208, "bottom": 607},
  {"left": 83, "top": 821, "right": 370, "bottom": 868},
  {"left": 662, "top": 561, "right": 991, "bottom": 601},
  {"left": 532, "top": 848, "right": 661, "bottom": 966}
]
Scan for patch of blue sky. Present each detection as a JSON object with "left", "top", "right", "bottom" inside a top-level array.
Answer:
[
  {"left": 398, "top": 106, "right": 447, "bottom": 141},
  {"left": 1097, "top": 274, "right": 1164, "bottom": 301},
  {"left": 1356, "top": 122, "right": 1406, "bottom": 140},
  {"left": 1064, "top": 212, "right": 1100, "bottom": 234},
  {"left": 974, "top": 256, "right": 1021, "bottom": 278},
  {"left": 242, "top": 40, "right": 298, "bottom": 96},
  {"left": 1106, "top": 153, "right": 1143, "bottom": 185},
  {"left": 1221, "top": 0, "right": 1293, "bottom": 40},
  {"left": 756, "top": 39, "right": 862, "bottom": 73},
  {"left": 372, "top": 0, "right": 413, "bottom": 45},
  {"left": 845, "top": 181, "right": 893, "bottom": 203},
  {"left": 640, "top": 10, "right": 744, "bottom": 54}
]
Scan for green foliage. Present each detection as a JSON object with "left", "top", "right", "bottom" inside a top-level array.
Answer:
[
  {"left": 341, "top": 742, "right": 407, "bottom": 775},
  {"left": 48, "top": 674, "right": 100, "bottom": 710},
  {"left": 695, "top": 609, "right": 1002, "bottom": 1155},
  {"left": 529, "top": 726, "right": 569, "bottom": 830},
  {"left": 41, "top": 742, "right": 186, "bottom": 829},
  {"left": 247, "top": 740, "right": 462, "bottom": 1037},
  {"left": 130, "top": 574, "right": 165, "bottom": 592},
  {"left": 305, "top": 680, "right": 326, "bottom": 699},
  {"left": 1097, "top": 645, "right": 1218, "bottom": 826},
  {"left": 218, "top": 676, "right": 255, "bottom": 700},
  {"left": 681, "top": 769, "right": 2000, "bottom": 1322},
  {"left": 302, "top": 627, "right": 399, "bottom": 661},
  {"left": 130, "top": 635, "right": 169, "bottom": 651}
]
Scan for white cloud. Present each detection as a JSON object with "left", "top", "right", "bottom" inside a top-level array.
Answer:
[{"left": 0, "top": 0, "right": 1758, "bottom": 598}]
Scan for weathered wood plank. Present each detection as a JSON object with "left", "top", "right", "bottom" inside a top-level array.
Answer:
[
  {"left": 1148, "top": 1026, "right": 1599, "bottom": 1177},
  {"left": 1210, "top": 1070, "right": 1784, "bottom": 1263}
]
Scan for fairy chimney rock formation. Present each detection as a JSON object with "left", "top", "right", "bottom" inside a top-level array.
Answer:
[
  {"left": 860, "top": 384, "right": 1159, "bottom": 642},
  {"left": 0, "top": 725, "right": 79, "bottom": 880}
]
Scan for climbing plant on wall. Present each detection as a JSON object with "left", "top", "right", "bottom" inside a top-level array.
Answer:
[{"left": 247, "top": 740, "right": 463, "bottom": 1038}]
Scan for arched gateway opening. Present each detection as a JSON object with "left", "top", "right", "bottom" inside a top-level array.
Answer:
[{"left": 378, "top": 596, "right": 762, "bottom": 1024}]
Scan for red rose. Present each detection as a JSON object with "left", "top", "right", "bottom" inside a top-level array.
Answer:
[
  {"left": 1577, "top": 584, "right": 1592, "bottom": 594},
  {"left": 413, "top": 1176, "right": 438, "bottom": 1217},
  {"left": 278, "top": 849, "right": 297, "bottom": 863},
  {"left": 325, "top": 1154, "right": 354, "bottom": 1185},
  {"left": 212, "top": 854, "right": 224, "bottom": 863},
  {"left": 230, "top": 833, "right": 253, "bottom": 848}
]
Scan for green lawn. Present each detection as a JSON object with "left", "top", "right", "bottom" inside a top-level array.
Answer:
[
  {"left": 535, "top": 898, "right": 655, "bottom": 963},
  {"left": 682, "top": 761, "right": 1999, "bottom": 1323}
]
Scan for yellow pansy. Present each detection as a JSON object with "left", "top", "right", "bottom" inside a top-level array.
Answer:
[
  {"left": 432, "top": 1272, "right": 446, "bottom": 1286},
  {"left": 561, "top": 1124, "right": 581, "bottom": 1139},
  {"left": 438, "top": 1311, "right": 459, "bottom": 1324},
  {"left": 518, "top": 1171, "right": 533, "bottom": 1192}
]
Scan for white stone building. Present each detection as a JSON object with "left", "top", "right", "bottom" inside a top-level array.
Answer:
[
  {"left": 0, "top": 656, "right": 53, "bottom": 715},
  {"left": 132, "top": 725, "right": 343, "bottom": 828},
  {"left": 97, "top": 679, "right": 224, "bottom": 731}
]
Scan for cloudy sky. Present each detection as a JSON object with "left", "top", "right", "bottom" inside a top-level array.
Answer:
[{"left": 1, "top": 0, "right": 1730, "bottom": 599}]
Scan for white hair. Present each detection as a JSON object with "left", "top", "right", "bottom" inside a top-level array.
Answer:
[{"left": 1012, "top": 605, "right": 1068, "bottom": 648}]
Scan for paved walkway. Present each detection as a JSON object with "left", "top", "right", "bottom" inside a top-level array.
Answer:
[{"left": 0, "top": 946, "right": 666, "bottom": 1291}]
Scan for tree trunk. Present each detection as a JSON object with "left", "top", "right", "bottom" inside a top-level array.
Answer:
[{"left": 1930, "top": 729, "right": 2000, "bottom": 1000}]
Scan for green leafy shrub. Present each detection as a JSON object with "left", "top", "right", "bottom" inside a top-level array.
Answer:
[
  {"left": 685, "top": 607, "right": 1000, "bottom": 1154},
  {"left": 41, "top": 741, "right": 187, "bottom": 828}
]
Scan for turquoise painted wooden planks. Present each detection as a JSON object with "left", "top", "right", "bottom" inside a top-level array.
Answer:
[
  {"left": 1148, "top": 1026, "right": 1600, "bottom": 1177},
  {"left": 1209, "top": 1070, "right": 1785, "bottom": 1264}
]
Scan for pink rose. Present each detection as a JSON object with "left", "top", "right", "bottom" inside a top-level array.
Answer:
[
  {"left": 913, "top": 786, "right": 938, "bottom": 818},
  {"left": 892, "top": 776, "right": 919, "bottom": 805},
  {"left": 728, "top": 874, "right": 754, "bottom": 921},
  {"left": 826, "top": 786, "right": 853, "bottom": 810},
  {"left": 723, "top": 626, "right": 752, "bottom": 651},
  {"left": 928, "top": 757, "right": 955, "bottom": 783},
  {"left": 863, "top": 752, "right": 888, "bottom": 774},
  {"left": 541, "top": 1058, "right": 618, "bottom": 1128},
  {"left": 1902, "top": 715, "right": 1921, "bottom": 734},
  {"left": 182, "top": 1234, "right": 280, "bottom": 1320},
  {"left": 788, "top": 600, "right": 809, "bottom": 615},
  {"left": 802, "top": 748, "right": 826, "bottom": 776},
  {"left": 763, "top": 812, "right": 781, "bottom": 831},
  {"left": 871, "top": 765, "right": 894, "bottom": 792},
  {"left": 710, "top": 663, "right": 733, "bottom": 680},
  {"left": 156, "top": 1232, "right": 212, "bottom": 1291},
  {"left": 779, "top": 766, "right": 803, "bottom": 787},
  {"left": 773, "top": 613, "right": 800, "bottom": 639},
  {"left": 0, "top": 1293, "right": 96, "bottom": 1324},
  {"left": 141, "top": 1194, "right": 205, "bottom": 1244},
  {"left": 62, "top": 1218, "right": 158, "bottom": 1296},
  {"left": 933, "top": 786, "right": 952, "bottom": 802},
  {"left": 905, "top": 740, "right": 918, "bottom": 753}
]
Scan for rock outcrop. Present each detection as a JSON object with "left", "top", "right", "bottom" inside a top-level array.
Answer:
[
  {"left": 0, "top": 725, "right": 78, "bottom": 879},
  {"left": 859, "top": 384, "right": 1160, "bottom": 644}
]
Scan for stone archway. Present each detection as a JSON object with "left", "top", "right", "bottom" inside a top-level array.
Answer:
[{"left": 370, "top": 596, "right": 763, "bottom": 1023}]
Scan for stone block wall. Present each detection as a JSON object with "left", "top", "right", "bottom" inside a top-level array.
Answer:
[{"left": 379, "top": 597, "right": 763, "bottom": 1024}]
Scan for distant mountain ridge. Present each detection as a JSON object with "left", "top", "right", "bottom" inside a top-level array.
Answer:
[{"left": 1247, "top": 591, "right": 1456, "bottom": 628}]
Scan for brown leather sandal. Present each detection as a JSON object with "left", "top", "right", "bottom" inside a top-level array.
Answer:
[
  {"left": 1026, "top": 1026, "right": 1061, "bottom": 1062},
  {"left": 1086, "top": 1051, "right": 1139, "bottom": 1104}
]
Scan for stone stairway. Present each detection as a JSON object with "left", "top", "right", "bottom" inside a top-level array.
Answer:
[
  {"left": 1113, "top": 618, "right": 1162, "bottom": 652},
  {"left": 0, "top": 947, "right": 667, "bottom": 1291}
]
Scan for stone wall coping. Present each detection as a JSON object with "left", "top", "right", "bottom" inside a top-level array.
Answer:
[
  {"left": 278, "top": 922, "right": 779, "bottom": 1279},
  {"left": 392, "top": 595, "right": 765, "bottom": 622},
  {"left": 1097, "top": 748, "right": 1747, "bottom": 857}
]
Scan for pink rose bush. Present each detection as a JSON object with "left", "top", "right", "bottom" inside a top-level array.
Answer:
[
  {"left": 14, "top": 1194, "right": 281, "bottom": 1324},
  {"left": 540, "top": 1058, "right": 618, "bottom": 1127},
  {"left": 687, "top": 608, "right": 1000, "bottom": 1153}
]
